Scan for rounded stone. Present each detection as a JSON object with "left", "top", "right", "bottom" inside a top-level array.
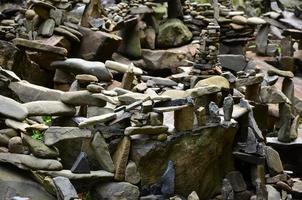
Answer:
[
  {"left": 25, "top": 9, "right": 36, "bottom": 20},
  {"left": 8, "top": 136, "right": 24, "bottom": 154}
]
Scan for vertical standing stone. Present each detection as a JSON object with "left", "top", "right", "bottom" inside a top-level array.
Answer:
[
  {"left": 174, "top": 105, "right": 194, "bottom": 131},
  {"left": 209, "top": 101, "right": 221, "bottom": 123},
  {"left": 223, "top": 95, "right": 233, "bottom": 122},
  {"left": 256, "top": 24, "right": 270, "bottom": 55},
  {"left": 245, "top": 83, "right": 261, "bottom": 102},
  {"left": 160, "top": 160, "right": 175, "bottom": 198},
  {"left": 282, "top": 77, "right": 295, "bottom": 112},
  {"left": 255, "top": 165, "right": 268, "bottom": 200},
  {"left": 212, "top": 0, "right": 220, "bottom": 23},
  {"left": 278, "top": 103, "right": 292, "bottom": 142},
  {"left": 121, "top": 67, "right": 135, "bottom": 90},
  {"left": 118, "top": 17, "right": 141, "bottom": 59},
  {"left": 196, "top": 106, "right": 206, "bottom": 126},
  {"left": 113, "top": 136, "right": 131, "bottom": 181}
]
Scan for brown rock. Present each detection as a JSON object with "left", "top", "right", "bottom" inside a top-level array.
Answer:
[
  {"left": 113, "top": 136, "right": 131, "bottom": 181},
  {"left": 8, "top": 137, "right": 24, "bottom": 154}
]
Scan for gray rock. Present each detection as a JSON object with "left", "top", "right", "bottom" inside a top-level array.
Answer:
[
  {"left": 60, "top": 90, "right": 106, "bottom": 106},
  {"left": 0, "top": 153, "right": 63, "bottom": 170},
  {"left": 226, "top": 171, "right": 247, "bottom": 192},
  {"left": 22, "top": 133, "right": 59, "bottom": 158},
  {"left": 37, "top": 169, "right": 114, "bottom": 181},
  {"left": 260, "top": 86, "right": 291, "bottom": 104},
  {"left": 79, "top": 113, "right": 116, "bottom": 128},
  {"left": 186, "top": 86, "right": 221, "bottom": 98},
  {"left": 265, "top": 146, "right": 284, "bottom": 176},
  {"left": 157, "top": 19, "right": 192, "bottom": 48},
  {"left": 218, "top": 54, "right": 247, "bottom": 72},
  {"left": 24, "top": 101, "right": 76, "bottom": 116},
  {"left": 91, "top": 132, "right": 115, "bottom": 173},
  {"left": 39, "top": 19, "right": 55, "bottom": 37},
  {"left": 9, "top": 81, "right": 63, "bottom": 102},
  {"left": 266, "top": 185, "right": 281, "bottom": 200},
  {"left": 125, "top": 161, "right": 141, "bottom": 185},
  {"left": 221, "top": 178, "right": 234, "bottom": 200},
  {"left": 53, "top": 177, "right": 78, "bottom": 200},
  {"left": 278, "top": 103, "right": 292, "bottom": 143},
  {"left": 209, "top": 102, "right": 221, "bottom": 123},
  {"left": 140, "top": 76, "right": 178, "bottom": 87},
  {"left": 125, "top": 126, "right": 168, "bottom": 136},
  {"left": 223, "top": 95, "right": 234, "bottom": 122},
  {"left": 160, "top": 160, "right": 175, "bottom": 197},
  {"left": 8, "top": 136, "right": 24, "bottom": 154},
  {"left": 0, "top": 95, "right": 28, "bottom": 121},
  {"left": 44, "top": 127, "right": 92, "bottom": 146},
  {"left": 92, "top": 182, "right": 140, "bottom": 200},
  {"left": 70, "top": 151, "right": 90, "bottom": 174},
  {"left": 51, "top": 58, "right": 113, "bottom": 81},
  {"left": 0, "top": 165, "right": 56, "bottom": 200},
  {"left": 5, "top": 119, "right": 29, "bottom": 132},
  {"left": 247, "top": 17, "right": 267, "bottom": 25}
]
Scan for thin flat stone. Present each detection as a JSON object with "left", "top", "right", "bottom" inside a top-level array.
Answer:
[
  {"left": 105, "top": 60, "right": 143, "bottom": 75},
  {"left": 23, "top": 101, "right": 76, "bottom": 116},
  {"left": 44, "top": 127, "right": 92, "bottom": 146},
  {"left": 36, "top": 170, "right": 114, "bottom": 180},
  {"left": 0, "top": 153, "right": 62, "bottom": 170},
  {"left": 13, "top": 38, "right": 67, "bottom": 56},
  {"left": 0, "top": 95, "right": 28, "bottom": 121},
  {"left": 91, "top": 133, "right": 115, "bottom": 173},
  {"left": 153, "top": 104, "right": 188, "bottom": 113},
  {"left": 54, "top": 27, "right": 80, "bottom": 42},
  {"left": 60, "top": 91, "right": 106, "bottom": 107},
  {"left": 124, "top": 125, "right": 168, "bottom": 136},
  {"left": 5, "top": 119, "right": 29, "bottom": 132},
  {"left": 92, "top": 93, "right": 119, "bottom": 105},
  {"left": 79, "top": 113, "right": 116, "bottom": 128},
  {"left": 9, "top": 81, "right": 63, "bottom": 102},
  {"left": 53, "top": 176, "right": 79, "bottom": 200},
  {"left": 186, "top": 85, "right": 221, "bottom": 97}
]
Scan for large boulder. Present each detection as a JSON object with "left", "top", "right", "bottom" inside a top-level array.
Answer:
[
  {"left": 156, "top": 19, "right": 192, "bottom": 48},
  {"left": 0, "top": 165, "right": 55, "bottom": 200},
  {"left": 140, "top": 43, "right": 199, "bottom": 71},
  {"left": 131, "top": 125, "right": 237, "bottom": 199},
  {"left": 76, "top": 27, "right": 122, "bottom": 62}
]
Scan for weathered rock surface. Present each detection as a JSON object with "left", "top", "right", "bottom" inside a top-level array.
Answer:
[
  {"left": 0, "top": 153, "right": 63, "bottom": 170},
  {"left": 24, "top": 101, "right": 76, "bottom": 116},
  {"left": 131, "top": 125, "right": 237, "bottom": 198},
  {"left": 0, "top": 95, "right": 28, "bottom": 121},
  {"left": 44, "top": 127, "right": 92, "bottom": 146},
  {"left": 92, "top": 182, "right": 140, "bottom": 200}
]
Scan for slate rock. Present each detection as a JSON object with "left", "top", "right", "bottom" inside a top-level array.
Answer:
[
  {"left": 265, "top": 146, "right": 284, "bottom": 176},
  {"left": 51, "top": 58, "right": 113, "bottom": 81},
  {"left": 160, "top": 160, "right": 175, "bottom": 197},
  {"left": 79, "top": 113, "right": 116, "bottom": 128},
  {"left": 125, "top": 126, "right": 169, "bottom": 136},
  {"left": 60, "top": 90, "right": 106, "bottom": 107},
  {"left": 8, "top": 136, "right": 24, "bottom": 154},
  {"left": 218, "top": 54, "right": 247, "bottom": 72},
  {"left": 24, "top": 101, "right": 76, "bottom": 116},
  {"left": 0, "top": 153, "right": 63, "bottom": 170},
  {"left": 0, "top": 95, "right": 28, "bottom": 121},
  {"left": 113, "top": 136, "right": 131, "bottom": 181},
  {"left": 92, "top": 182, "right": 139, "bottom": 200},
  {"left": 70, "top": 152, "right": 90, "bottom": 174},
  {"left": 157, "top": 19, "right": 192, "bottom": 48},
  {"left": 226, "top": 171, "right": 247, "bottom": 192},
  {"left": 53, "top": 176, "right": 78, "bottom": 200},
  {"left": 40, "top": 18, "right": 55, "bottom": 37},
  {"left": 9, "top": 81, "right": 63, "bottom": 102},
  {"left": 0, "top": 165, "right": 56, "bottom": 200},
  {"left": 22, "top": 133, "right": 59, "bottom": 158},
  {"left": 223, "top": 95, "right": 234, "bottom": 122},
  {"left": 194, "top": 76, "right": 230, "bottom": 89},
  {"left": 44, "top": 127, "right": 92, "bottom": 146},
  {"left": 125, "top": 160, "right": 141, "bottom": 185},
  {"left": 91, "top": 132, "right": 115, "bottom": 173}
]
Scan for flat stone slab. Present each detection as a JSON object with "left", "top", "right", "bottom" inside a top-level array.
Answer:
[
  {"left": 23, "top": 101, "right": 76, "bottom": 116},
  {"left": 186, "top": 85, "right": 221, "bottom": 97},
  {"left": 218, "top": 54, "right": 247, "bottom": 72},
  {"left": 13, "top": 38, "right": 67, "bottom": 56},
  {"left": 61, "top": 91, "right": 106, "bottom": 107},
  {"left": 79, "top": 113, "right": 116, "bottom": 128},
  {"left": 0, "top": 95, "right": 28, "bottom": 121},
  {"left": 36, "top": 170, "right": 114, "bottom": 180},
  {"left": 44, "top": 127, "right": 92, "bottom": 146},
  {"left": 125, "top": 125, "right": 169, "bottom": 136},
  {"left": 219, "top": 104, "right": 250, "bottom": 119},
  {"left": 0, "top": 153, "right": 63, "bottom": 170},
  {"left": 9, "top": 81, "right": 63, "bottom": 102},
  {"left": 153, "top": 105, "right": 188, "bottom": 113},
  {"left": 267, "top": 137, "right": 302, "bottom": 147}
]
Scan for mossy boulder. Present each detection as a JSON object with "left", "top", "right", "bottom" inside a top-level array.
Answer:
[{"left": 157, "top": 19, "right": 192, "bottom": 49}]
